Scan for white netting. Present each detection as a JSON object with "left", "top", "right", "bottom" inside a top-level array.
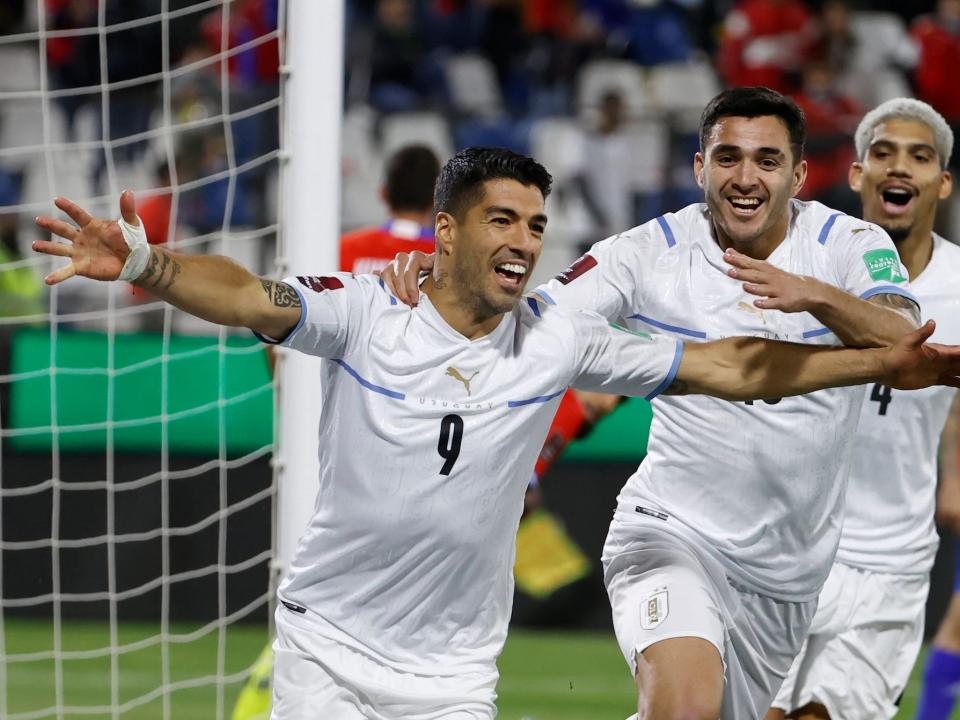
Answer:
[{"left": 0, "top": 1, "right": 285, "bottom": 717}]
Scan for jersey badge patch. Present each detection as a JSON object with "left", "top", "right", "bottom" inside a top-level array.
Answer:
[
  {"left": 446, "top": 367, "right": 479, "bottom": 395},
  {"left": 862, "top": 249, "right": 906, "bottom": 284},
  {"left": 640, "top": 588, "right": 669, "bottom": 629},
  {"left": 296, "top": 275, "right": 344, "bottom": 293},
  {"left": 555, "top": 254, "right": 597, "bottom": 285}
]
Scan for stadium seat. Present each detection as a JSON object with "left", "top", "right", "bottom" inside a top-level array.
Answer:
[
  {"left": 443, "top": 53, "right": 504, "bottom": 119},
  {"left": 648, "top": 58, "right": 720, "bottom": 131},
  {"left": 529, "top": 117, "right": 586, "bottom": 187},
  {"left": 379, "top": 111, "right": 454, "bottom": 163},
  {"left": 575, "top": 60, "right": 652, "bottom": 121},
  {"left": 341, "top": 104, "right": 388, "bottom": 229}
]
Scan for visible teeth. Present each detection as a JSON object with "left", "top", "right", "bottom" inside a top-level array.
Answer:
[
  {"left": 885, "top": 188, "right": 910, "bottom": 196},
  {"left": 497, "top": 263, "right": 526, "bottom": 275},
  {"left": 730, "top": 197, "right": 761, "bottom": 207}
]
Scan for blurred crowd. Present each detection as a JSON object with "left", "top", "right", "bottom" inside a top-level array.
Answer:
[{"left": 1, "top": 0, "right": 960, "bottom": 318}]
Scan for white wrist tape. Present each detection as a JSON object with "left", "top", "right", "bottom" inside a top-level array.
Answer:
[{"left": 117, "top": 215, "right": 151, "bottom": 282}]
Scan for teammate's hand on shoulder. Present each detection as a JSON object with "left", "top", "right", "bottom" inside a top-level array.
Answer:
[
  {"left": 33, "top": 191, "right": 139, "bottom": 285},
  {"left": 724, "top": 247, "right": 823, "bottom": 313},
  {"left": 377, "top": 250, "right": 435, "bottom": 307}
]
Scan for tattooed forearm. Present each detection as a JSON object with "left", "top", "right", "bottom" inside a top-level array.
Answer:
[
  {"left": 869, "top": 293, "right": 921, "bottom": 325},
  {"left": 261, "top": 280, "right": 302, "bottom": 309},
  {"left": 134, "top": 248, "right": 182, "bottom": 290}
]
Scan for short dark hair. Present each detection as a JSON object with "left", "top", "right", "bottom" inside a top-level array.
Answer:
[
  {"left": 434, "top": 147, "right": 553, "bottom": 219},
  {"left": 699, "top": 87, "right": 807, "bottom": 164},
  {"left": 384, "top": 144, "right": 441, "bottom": 212}
]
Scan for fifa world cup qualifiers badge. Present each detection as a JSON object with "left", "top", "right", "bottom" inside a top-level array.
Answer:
[{"left": 640, "top": 588, "right": 669, "bottom": 629}]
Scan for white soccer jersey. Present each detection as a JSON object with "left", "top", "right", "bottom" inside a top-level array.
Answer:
[
  {"left": 536, "top": 199, "right": 915, "bottom": 601},
  {"left": 264, "top": 273, "right": 681, "bottom": 676},
  {"left": 836, "top": 234, "right": 960, "bottom": 574}
]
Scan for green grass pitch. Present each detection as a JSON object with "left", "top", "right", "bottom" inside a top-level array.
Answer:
[{"left": 0, "top": 618, "right": 937, "bottom": 718}]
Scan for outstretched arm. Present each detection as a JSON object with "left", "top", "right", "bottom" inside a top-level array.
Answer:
[
  {"left": 33, "top": 193, "right": 301, "bottom": 340},
  {"left": 668, "top": 321, "right": 960, "bottom": 401}
]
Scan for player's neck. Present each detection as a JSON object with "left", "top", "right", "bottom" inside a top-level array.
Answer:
[
  {"left": 713, "top": 217, "right": 787, "bottom": 260},
  {"left": 390, "top": 209, "right": 434, "bottom": 228},
  {"left": 421, "top": 275, "right": 505, "bottom": 340},
  {"left": 894, "top": 225, "right": 936, "bottom": 280}
]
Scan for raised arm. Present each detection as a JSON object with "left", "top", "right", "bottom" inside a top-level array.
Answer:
[
  {"left": 667, "top": 321, "right": 959, "bottom": 401},
  {"left": 32, "top": 193, "right": 300, "bottom": 340}
]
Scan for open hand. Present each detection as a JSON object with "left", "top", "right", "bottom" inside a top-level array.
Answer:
[
  {"left": 33, "top": 191, "right": 139, "bottom": 285},
  {"left": 377, "top": 250, "right": 435, "bottom": 307},
  {"left": 725, "top": 247, "right": 824, "bottom": 313},
  {"left": 881, "top": 321, "right": 960, "bottom": 391}
]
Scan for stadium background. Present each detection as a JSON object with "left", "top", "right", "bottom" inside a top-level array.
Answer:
[{"left": 2, "top": 0, "right": 960, "bottom": 717}]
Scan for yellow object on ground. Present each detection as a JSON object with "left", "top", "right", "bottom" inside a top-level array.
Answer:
[
  {"left": 514, "top": 509, "right": 591, "bottom": 599},
  {"left": 231, "top": 642, "right": 274, "bottom": 720}
]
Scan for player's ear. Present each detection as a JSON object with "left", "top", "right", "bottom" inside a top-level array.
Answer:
[
  {"left": 791, "top": 158, "right": 807, "bottom": 195},
  {"left": 693, "top": 153, "right": 705, "bottom": 188},
  {"left": 848, "top": 161, "right": 864, "bottom": 193},
  {"left": 939, "top": 169, "right": 953, "bottom": 200},
  {"left": 435, "top": 212, "right": 455, "bottom": 256}
]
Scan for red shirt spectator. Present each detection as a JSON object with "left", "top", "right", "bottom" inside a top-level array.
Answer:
[
  {"left": 912, "top": 1, "right": 960, "bottom": 123},
  {"left": 340, "top": 220, "right": 436, "bottom": 275},
  {"left": 717, "top": 0, "right": 816, "bottom": 93}
]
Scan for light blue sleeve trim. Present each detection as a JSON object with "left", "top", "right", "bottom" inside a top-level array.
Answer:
[
  {"left": 817, "top": 212, "right": 843, "bottom": 245},
  {"left": 251, "top": 282, "right": 308, "bottom": 345},
  {"left": 656, "top": 215, "right": 677, "bottom": 248},
  {"left": 646, "top": 340, "right": 684, "bottom": 401},
  {"left": 859, "top": 285, "right": 919, "bottom": 306},
  {"left": 531, "top": 288, "right": 557, "bottom": 305}
]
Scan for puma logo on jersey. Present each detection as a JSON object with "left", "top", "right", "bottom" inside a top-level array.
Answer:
[
  {"left": 737, "top": 301, "right": 765, "bottom": 323},
  {"left": 446, "top": 367, "right": 479, "bottom": 395}
]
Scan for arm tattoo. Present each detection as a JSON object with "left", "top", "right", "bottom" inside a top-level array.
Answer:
[
  {"left": 134, "top": 248, "right": 182, "bottom": 290},
  {"left": 869, "top": 293, "right": 921, "bottom": 325},
  {"left": 261, "top": 280, "right": 302, "bottom": 309}
]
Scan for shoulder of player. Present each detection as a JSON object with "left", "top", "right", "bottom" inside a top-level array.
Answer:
[
  {"left": 587, "top": 204, "right": 706, "bottom": 258},
  {"left": 792, "top": 199, "right": 888, "bottom": 248},
  {"left": 933, "top": 234, "right": 960, "bottom": 268},
  {"left": 287, "top": 271, "right": 397, "bottom": 308},
  {"left": 520, "top": 295, "right": 616, "bottom": 339}
]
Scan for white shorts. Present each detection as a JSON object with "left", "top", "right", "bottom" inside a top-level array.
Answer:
[
  {"left": 771, "top": 562, "right": 928, "bottom": 720},
  {"left": 603, "top": 512, "right": 816, "bottom": 720},
  {"left": 272, "top": 605, "right": 497, "bottom": 720}
]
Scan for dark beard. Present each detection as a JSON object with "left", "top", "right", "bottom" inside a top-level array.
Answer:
[{"left": 877, "top": 223, "right": 911, "bottom": 244}]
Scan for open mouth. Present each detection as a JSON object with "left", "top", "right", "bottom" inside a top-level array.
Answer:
[
  {"left": 727, "top": 196, "right": 764, "bottom": 217},
  {"left": 879, "top": 187, "right": 914, "bottom": 216},
  {"left": 494, "top": 261, "right": 527, "bottom": 290}
]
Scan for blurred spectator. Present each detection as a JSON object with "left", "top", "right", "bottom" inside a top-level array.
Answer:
[
  {"left": 717, "top": 0, "right": 817, "bottom": 93},
  {"left": 200, "top": 0, "right": 280, "bottom": 89},
  {"left": 45, "top": 0, "right": 100, "bottom": 141},
  {"left": 791, "top": 61, "right": 861, "bottom": 215},
  {"left": 577, "top": 90, "right": 636, "bottom": 238},
  {"left": 352, "top": 0, "right": 449, "bottom": 113},
  {"left": 0, "top": 168, "right": 42, "bottom": 318},
  {"left": 816, "top": 0, "right": 918, "bottom": 109},
  {"left": 912, "top": 0, "right": 960, "bottom": 167},
  {"left": 340, "top": 144, "right": 440, "bottom": 274}
]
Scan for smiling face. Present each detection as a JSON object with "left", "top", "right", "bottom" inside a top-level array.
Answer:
[
  {"left": 437, "top": 178, "right": 547, "bottom": 317},
  {"left": 694, "top": 115, "right": 807, "bottom": 256},
  {"left": 850, "top": 117, "right": 952, "bottom": 244}
]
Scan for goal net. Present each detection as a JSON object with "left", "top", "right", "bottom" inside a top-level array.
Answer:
[{"left": 0, "top": 1, "right": 310, "bottom": 717}]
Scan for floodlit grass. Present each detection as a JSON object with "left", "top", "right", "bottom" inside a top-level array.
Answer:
[{"left": 0, "top": 619, "right": 941, "bottom": 718}]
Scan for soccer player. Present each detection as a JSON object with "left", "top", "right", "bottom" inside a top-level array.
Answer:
[
  {"left": 32, "top": 147, "right": 960, "bottom": 719},
  {"left": 768, "top": 100, "right": 960, "bottom": 720},
  {"left": 340, "top": 143, "right": 440, "bottom": 274},
  {"left": 379, "top": 89, "right": 933, "bottom": 719}
]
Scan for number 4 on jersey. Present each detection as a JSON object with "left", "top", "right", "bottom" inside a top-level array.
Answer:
[{"left": 870, "top": 383, "right": 893, "bottom": 415}]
